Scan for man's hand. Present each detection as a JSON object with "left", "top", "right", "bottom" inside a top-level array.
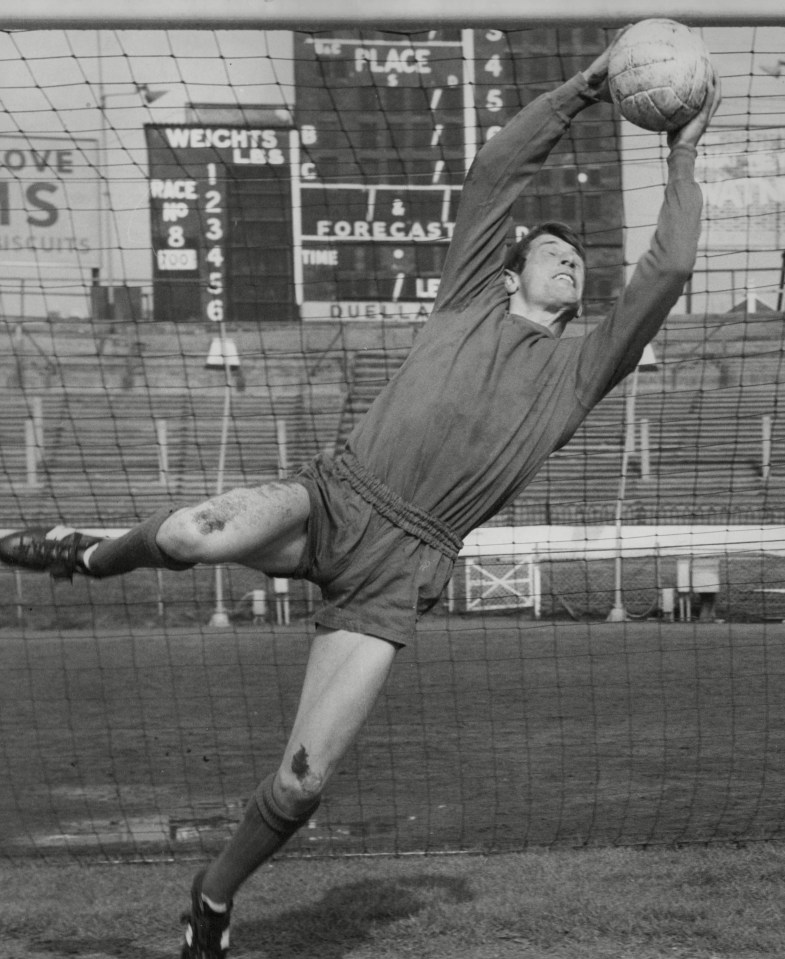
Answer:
[
  {"left": 581, "top": 27, "right": 631, "bottom": 102},
  {"left": 667, "top": 68, "right": 722, "bottom": 149}
]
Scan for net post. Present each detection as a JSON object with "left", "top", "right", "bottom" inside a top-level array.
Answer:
[
  {"left": 762, "top": 414, "right": 772, "bottom": 482},
  {"left": 640, "top": 418, "right": 651, "bottom": 481},
  {"left": 155, "top": 418, "right": 169, "bottom": 487},
  {"left": 14, "top": 570, "right": 24, "bottom": 625},
  {"left": 24, "top": 420, "right": 40, "bottom": 489},
  {"left": 32, "top": 397, "right": 44, "bottom": 466}
]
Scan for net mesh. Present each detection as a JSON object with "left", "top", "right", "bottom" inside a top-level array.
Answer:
[{"left": 1, "top": 24, "right": 785, "bottom": 861}]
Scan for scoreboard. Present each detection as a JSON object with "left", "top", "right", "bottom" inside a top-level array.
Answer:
[
  {"left": 294, "top": 31, "right": 468, "bottom": 321},
  {"left": 146, "top": 124, "right": 296, "bottom": 324},
  {"left": 148, "top": 28, "right": 622, "bottom": 324}
]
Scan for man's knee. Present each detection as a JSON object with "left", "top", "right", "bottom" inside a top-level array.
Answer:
[
  {"left": 156, "top": 483, "right": 310, "bottom": 566},
  {"left": 254, "top": 771, "right": 321, "bottom": 839},
  {"left": 275, "top": 755, "right": 326, "bottom": 814},
  {"left": 156, "top": 496, "right": 251, "bottom": 563},
  {"left": 156, "top": 507, "right": 209, "bottom": 563}
]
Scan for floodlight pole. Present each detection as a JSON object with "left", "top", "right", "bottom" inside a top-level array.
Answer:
[
  {"left": 607, "top": 362, "right": 641, "bottom": 623},
  {"left": 97, "top": 35, "right": 111, "bottom": 320},
  {"left": 606, "top": 344, "right": 658, "bottom": 623},
  {"left": 209, "top": 322, "right": 234, "bottom": 628}
]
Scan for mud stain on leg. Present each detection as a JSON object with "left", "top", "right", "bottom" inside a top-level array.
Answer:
[
  {"left": 194, "top": 484, "right": 304, "bottom": 536},
  {"left": 291, "top": 744, "right": 310, "bottom": 781},
  {"left": 194, "top": 507, "right": 227, "bottom": 534}
]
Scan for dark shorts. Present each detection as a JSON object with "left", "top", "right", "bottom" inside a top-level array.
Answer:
[{"left": 292, "top": 452, "right": 462, "bottom": 647}]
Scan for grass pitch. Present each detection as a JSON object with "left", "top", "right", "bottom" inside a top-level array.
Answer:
[
  {"left": 2, "top": 617, "right": 785, "bottom": 858},
  {"left": 3, "top": 615, "right": 785, "bottom": 956},
  {"left": 3, "top": 843, "right": 785, "bottom": 958}
]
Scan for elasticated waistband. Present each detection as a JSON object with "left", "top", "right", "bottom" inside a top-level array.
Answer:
[{"left": 334, "top": 452, "right": 463, "bottom": 561}]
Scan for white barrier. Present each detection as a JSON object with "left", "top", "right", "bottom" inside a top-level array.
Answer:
[{"left": 460, "top": 524, "right": 785, "bottom": 562}]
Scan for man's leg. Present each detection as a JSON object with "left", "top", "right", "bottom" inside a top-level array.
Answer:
[
  {"left": 196, "top": 627, "right": 397, "bottom": 907},
  {"left": 0, "top": 481, "right": 310, "bottom": 579},
  {"left": 156, "top": 482, "right": 311, "bottom": 572}
]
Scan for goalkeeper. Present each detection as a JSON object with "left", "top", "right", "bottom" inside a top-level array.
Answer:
[{"left": 0, "top": 36, "right": 719, "bottom": 959}]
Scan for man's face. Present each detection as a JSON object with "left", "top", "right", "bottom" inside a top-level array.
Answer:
[{"left": 518, "top": 233, "right": 585, "bottom": 314}]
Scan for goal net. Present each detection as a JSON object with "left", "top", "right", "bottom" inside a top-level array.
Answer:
[{"left": 2, "top": 11, "right": 785, "bottom": 861}]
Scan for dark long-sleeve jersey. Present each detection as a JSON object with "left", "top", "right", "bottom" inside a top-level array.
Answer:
[{"left": 345, "top": 72, "right": 703, "bottom": 541}]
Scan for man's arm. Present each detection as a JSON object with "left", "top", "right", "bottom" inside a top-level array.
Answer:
[
  {"left": 431, "top": 73, "right": 602, "bottom": 314},
  {"left": 575, "top": 69, "right": 721, "bottom": 407}
]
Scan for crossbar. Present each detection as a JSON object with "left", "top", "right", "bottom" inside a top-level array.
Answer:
[{"left": 2, "top": 0, "right": 785, "bottom": 28}]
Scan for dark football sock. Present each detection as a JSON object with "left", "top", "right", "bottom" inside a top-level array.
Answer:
[
  {"left": 85, "top": 507, "right": 194, "bottom": 578},
  {"left": 201, "top": 774, "right": 320, "bottom": 906}
]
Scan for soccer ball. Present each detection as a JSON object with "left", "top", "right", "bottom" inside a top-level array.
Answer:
[{"left": 607, "top": 19, "right": 713, "bottom": 132}]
